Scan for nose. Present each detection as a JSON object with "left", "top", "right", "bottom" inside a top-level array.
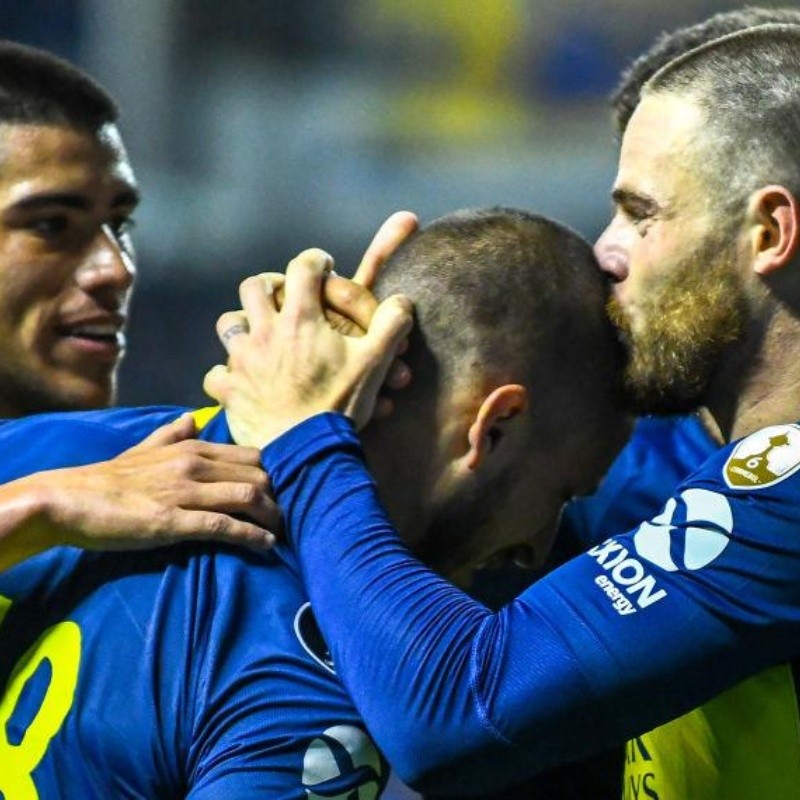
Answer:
[
  {"left": 594, "top": 223, "right": 629, "bottom": 283},
  {"left": 75, "top": 224, "right": 136, "bottom": 304}
]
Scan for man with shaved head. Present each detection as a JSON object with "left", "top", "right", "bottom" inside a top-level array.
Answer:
[{"left": 211, "top": 22, "right": 800, "bottom": 800}]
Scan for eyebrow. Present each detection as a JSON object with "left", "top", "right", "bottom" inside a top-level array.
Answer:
[
  {"left": 611, "top": 187, "right": 660, "bottom": 215},
  {"left": 7, "top": 187, "right": 140, "bottom": 213}
]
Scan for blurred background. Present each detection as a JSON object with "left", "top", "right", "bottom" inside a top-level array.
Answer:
[{"left": 0, "top": 0, "right": 784, "bottom": 405}]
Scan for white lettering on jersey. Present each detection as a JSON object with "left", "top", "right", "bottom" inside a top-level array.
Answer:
[{"left": 587, "top": 489, "right": 733, "bottom": 616}]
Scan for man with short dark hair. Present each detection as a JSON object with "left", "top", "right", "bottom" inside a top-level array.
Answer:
[
  {"left": 0, "top": 208, "right": 628, "bottom": 797},
  {"left": 0, "top": 41, "right": 281, "bottom": 567},
  {"left": 209, "top": 23, "right": 800, "bottom": 800},
  {"left": 0, "top": 40, "right": 131, "bottom": 415}
]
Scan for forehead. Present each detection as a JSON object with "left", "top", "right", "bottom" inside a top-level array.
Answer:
[
  {"left": 0, "top": 122, "right": 136, "bottom": 198},
  {"left": 616, "top": 92, "right": 707, "bottom": 200}
]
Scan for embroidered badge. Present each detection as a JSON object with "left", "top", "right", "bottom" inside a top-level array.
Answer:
[{"left": 724, "top": 424, "right": 800, "bottom": 489}]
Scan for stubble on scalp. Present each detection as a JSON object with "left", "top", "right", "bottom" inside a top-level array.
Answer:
[{"left": 608, "top": 236, "right": 747, "bottom": 416}]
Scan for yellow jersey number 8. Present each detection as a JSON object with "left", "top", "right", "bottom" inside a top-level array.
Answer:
[{"left": 0, "top": 594, "right": 82, "bottom": 800}]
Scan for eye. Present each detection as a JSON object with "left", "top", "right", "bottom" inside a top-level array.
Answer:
[
  {"left": 29, "top": 215, "right": 69, "bottom": 238},
  {"left": 107, "top": 215, "right": 137, "bottom": 255},
  {"left": 621, "top": 206, "right": 652, "bottom": 235}
]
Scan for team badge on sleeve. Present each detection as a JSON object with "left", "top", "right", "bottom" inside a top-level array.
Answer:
[{"left": 724, "top": 424, "right": 800, "bottom": 489}]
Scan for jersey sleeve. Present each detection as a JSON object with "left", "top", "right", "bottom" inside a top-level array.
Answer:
[{"left": 261, "top": 413, "right": 800, "bottom": 795}]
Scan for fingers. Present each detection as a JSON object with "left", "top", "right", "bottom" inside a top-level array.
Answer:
[
  {"left": 128, "top": 413, "right": 197, "bottom": 452},
  {"left": 160, "top": 509, "right": 278, "bottom": 551},
  {"left": 354, "top": 211, "right": 419, "bottom": 287},
  {"left": 366, "top": 294, "right": 414, "bottom": 357},
  {"left": 203, "top": 364, "right": 228, "bottom": 404},
  {"left": 323, "top": 275, "right": 378, "bottom": 335},
  {"left": 171, "top": 480, "right": 279, "bottom": 529},
  {"left": 171, "top": 448, "right": 267, "bottom": 484},
  {"left": 216, "top": 309, "right": 250, "bottom": 352},
  {"left": 238, "top": 275, "right": 277, "bottom": 338},
  {"left": 281, "top": 248, "right": 333, "bottom": 324},
  {"left": 127, "top": 436, "right": 264, "bottom": 470}
]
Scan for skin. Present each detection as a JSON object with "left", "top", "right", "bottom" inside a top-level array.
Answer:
[
  {"left": 206, "top": 250, "right": 629, "bottom": 580},
  {"left": 0, "top": 413, "right": 276, "bottom": 572},
  {"left": 595, "top": 94, "right": 751, "bottom": 417},
  {"left": 596, "top": 91, "right": 800, "bottom": 440},
  {"left": 0, "top": 121, "right": 282, "bottom": 568},
  {"left": 0, "top": 204, "right": 417, "bottom": 569},
  {"left": 0, "top": 123, "right": 138, "bottom": 415}
]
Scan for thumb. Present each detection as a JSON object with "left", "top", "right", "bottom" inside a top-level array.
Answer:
[
  {"left": 203, "top": 364, "right": 229, "bottom": 403},
  {"left": 365, "top": 294, "right": 414, "bottom": 362},
  {"left": 127, "top": 413, "right": 197, "bottom": 453}
]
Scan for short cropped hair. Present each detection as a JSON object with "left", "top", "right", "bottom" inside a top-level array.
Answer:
[
  {"left": 611, "top": 7, "right": 800, "bottom": 135},
  {"left": 374, "top": 207, "right": 624, "bottom": 448},
  {"left": 644, "top": 24, "right": 800, "bottom": 209},
  {"left": 0, "top": 40, "right": 118, "bottom": 130}
]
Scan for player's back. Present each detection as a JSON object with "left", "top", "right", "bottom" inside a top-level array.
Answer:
[{"left": 0, "top": 408, "right": 389, "bottom": 799}]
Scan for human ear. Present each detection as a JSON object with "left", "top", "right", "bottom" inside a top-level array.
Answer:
[
  {"left": 748, "top": 185, "right": 800, "bottom": 276},
  {"left": 463, "top": 384, "right": 528, "bottom": 472}
]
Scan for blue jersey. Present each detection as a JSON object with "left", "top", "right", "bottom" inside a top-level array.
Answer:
[
  {"left": 0, "top": 407, "right": 389, "bottom": 799},
  {"left": 561, "top": 413, "right": 719, "bottom": 550},
  {"left": 261, "top": 413, "right": 800, "bottom": 798}
]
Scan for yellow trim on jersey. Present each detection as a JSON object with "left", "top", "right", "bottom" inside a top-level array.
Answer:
[
  {"left": 191, "top": 406, "right": 222, "bottom": 432},
  {"left": 624, "top": 664, "right": 800, "bottom": 799}
]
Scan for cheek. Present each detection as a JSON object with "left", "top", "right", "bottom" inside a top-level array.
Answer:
[
  {"left": 0, "top": 267, "right": 60, "bottom": 344},
  {"left": 626, "top": 234, "right": 672, "bottom": 294}
]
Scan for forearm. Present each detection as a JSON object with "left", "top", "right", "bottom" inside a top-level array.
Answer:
[
  {"left": 0, "top": 476, "right": 58, "bottom": 571},
  {"left": 263, "top": 415, "right": 621, "bottom": 791},
  {"left": 264, "top": 415, "right": 789, "bottom": 795}
]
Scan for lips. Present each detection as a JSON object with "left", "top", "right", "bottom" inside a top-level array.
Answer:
[{"left": 55, "top": 314, "right": 127, "bottom": 359}]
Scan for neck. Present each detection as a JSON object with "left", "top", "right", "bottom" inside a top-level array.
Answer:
[{"left": 707, "top": 304, "right": 800, "bottom": 440}]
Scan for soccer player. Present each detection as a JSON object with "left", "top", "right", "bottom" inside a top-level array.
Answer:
[
  {"left": 0, "top": 208, "right": 628, "bottom": 796},
  {"left": 533, "top": 10, "right": 800, "bottom": 799},
  {"left": 0, "top": 40, "right": 427, "bottom": 567},
  {"left": 209, "top": 25, "right": 800, "bottom": 799}
]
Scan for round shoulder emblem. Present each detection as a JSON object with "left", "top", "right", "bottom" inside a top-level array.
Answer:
[{"left": 724, "top": 424, "right": 800, "bottom": 489}]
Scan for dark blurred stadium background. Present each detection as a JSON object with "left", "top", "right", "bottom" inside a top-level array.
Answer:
[{"left": 1, "top": 0, "right": 773, "bottom": 406}]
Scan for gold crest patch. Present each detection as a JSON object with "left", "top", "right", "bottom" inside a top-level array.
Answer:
[{"left": 724, "top": 424, "right": 800, "bottom": 489}]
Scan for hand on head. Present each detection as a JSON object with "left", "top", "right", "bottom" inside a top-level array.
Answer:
[{"left": 204, "top": 248, "right": 413, "bottom": 449}]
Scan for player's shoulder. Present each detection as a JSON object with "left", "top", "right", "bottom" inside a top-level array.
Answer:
[
  {"left": 0, "top": 405, "right": 191, "bottom": 478},
  {"left": 688, "top": 421, "right": 800, "bottom": 497},
  {"left": 627, "top": 414, "right": 718, "bottom": 463}
]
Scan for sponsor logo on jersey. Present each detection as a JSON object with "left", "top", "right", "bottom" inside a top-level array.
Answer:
[
  {"left": 724, "top": 423, "right": 800, "bottom": 489},
  {"left": 302, "top": 724, "right": 388, "bottom": 799},
  {"left": 294, "top": 602, "right": 335, "bottom": 674},
  {"left": 588, "top": 489, "right": 733, "bottom": 616}
]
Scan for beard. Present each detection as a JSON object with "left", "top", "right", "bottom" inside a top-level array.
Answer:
[{"left": 608, "top": 237, "right": 748, "bottom": 416}]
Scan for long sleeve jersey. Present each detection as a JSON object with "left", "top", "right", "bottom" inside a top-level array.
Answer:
[
  {"left": 0, "top": 407, "right": 389, "bottom": 800},
  {"left": 262, "top": 413, "right": 800, "bottom": 799}
]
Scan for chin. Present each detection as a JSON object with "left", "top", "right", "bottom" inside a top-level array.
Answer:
[{"left": 49, "top": 379, "right": 116, "bottom": 412}]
